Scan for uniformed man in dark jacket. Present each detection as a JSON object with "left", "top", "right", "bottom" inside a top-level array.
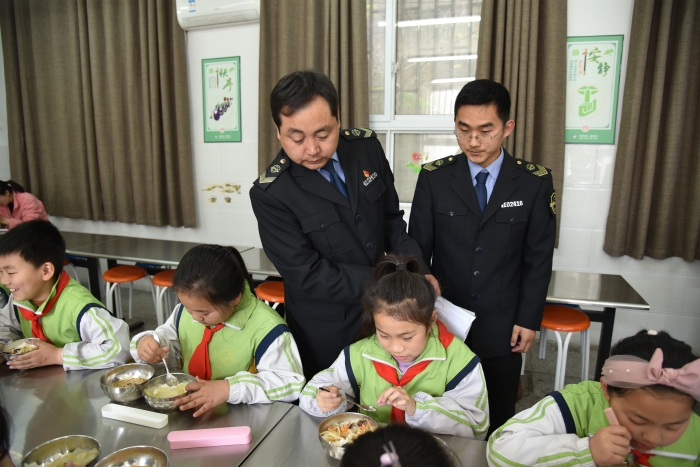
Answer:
[
  {"left": 408, "top": 79, "right": 556, "bottom": 433},
  {"left": 250, "top": 70, "right": 437, "bottom": 378}
]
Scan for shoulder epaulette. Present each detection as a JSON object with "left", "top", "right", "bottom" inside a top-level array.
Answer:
[
  {"left": 255, "top": 153, "right": 291, "bottom": 189},
  {"left": 340, "top": 128, "right": 376, "bottom": 140},
  {"left": 515, "top": 158, "right": 552, "bottom": 178},
  {"left": 421, "top": 155, "right": 457, "bottom": 172}
]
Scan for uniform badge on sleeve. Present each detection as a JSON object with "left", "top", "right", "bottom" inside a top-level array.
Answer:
[
  {"left": 550, "top": 192, "right": 556, "bottom": 216},
  {"left": 363, "top": 169, "right": 378, "bottom": 186}
]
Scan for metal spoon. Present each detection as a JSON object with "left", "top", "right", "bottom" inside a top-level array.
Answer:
[
  {"left": 152, "top": 333, "right": 178, "bottom": 387},
  {"left": 319, "top": 386, "right": 377, "bottom": 412}
]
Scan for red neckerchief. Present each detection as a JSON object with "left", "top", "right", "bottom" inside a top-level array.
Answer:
[
  {"left": 630, "top": 449, "right": 655, "bottom": 466},
  {"left": 188, "top": 323, "right": 226, "bottom": 380},
  {"left": 372, "top": 320, "right": 454, "bottom": 423},
  {"left": 16, "top": 270, "right": 71, "bottom": 344}
]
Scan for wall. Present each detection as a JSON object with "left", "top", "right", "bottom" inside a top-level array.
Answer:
[{"left": 0, "top": 1, "right": 698, "bottom": 350}]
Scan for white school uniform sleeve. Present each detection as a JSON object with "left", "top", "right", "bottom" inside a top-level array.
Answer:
[
  {"left": 406, "top": 360, "right": 489, "bottom": 439},
  {"left": 225, "top": 328, "right": 306, "bottom": 404},
  {"left": 487, "top": 395, "right": 595, "bottom": 467},
  {"left": 130, "top": 304, "right": 183, "bottom": 368},
  {"left": 0, "top": 294, "right": 23, "bottom": 345},
  {"left": 61, "top": 306, "right": 130, "bottom": 371},
  {"left": 299, "top": 350, "right": 355, "bottom": 417}
]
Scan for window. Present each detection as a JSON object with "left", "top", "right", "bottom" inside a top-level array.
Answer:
[{"left": 367, "top": 0, "right": 481, "bottom": 203}]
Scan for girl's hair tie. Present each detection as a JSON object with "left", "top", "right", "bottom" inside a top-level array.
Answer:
[
  {"left": 602, "top": 348, "right": 700, "bottom": 401},
  {"left": 380, "top": 441, "right": 401, "bottom": 466},
  {"left": 394, "top": 263, "right": 408, "bottom": 271}
]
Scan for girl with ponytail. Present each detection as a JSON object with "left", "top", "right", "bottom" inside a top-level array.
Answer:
[
  {"left": 131, "top": 244, "right": 305, "bottom": 417},
  {"left": 0, "top": 180, "right": 48, "bottom": 228}
]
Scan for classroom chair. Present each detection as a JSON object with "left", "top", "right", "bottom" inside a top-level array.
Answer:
[
  {"left": 255, "top": 281, "right": 285, "bottom": 313},
  {"left": 538, "top": 304, "right": 591, "bottom": 390},
  {"left": 103, "top": 265, "right": 155, "bottom": 320},
  {"left": 153, "top": 269, "right": 177, "bottom": 326}
]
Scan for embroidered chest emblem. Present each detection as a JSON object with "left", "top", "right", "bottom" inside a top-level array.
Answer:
[
  {"left": 501, "top": 200, "right": 524, "bottom": 208},
  {"left": 363, "top": 171, "right": 378, "bottom": 186}
]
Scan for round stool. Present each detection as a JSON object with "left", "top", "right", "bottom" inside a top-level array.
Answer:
[
  {"left": 103, "top": 266, "right": 151, "bottom": 320},
  {"left": 153, "top": 269, "right": 177, "bottom": 326},
  {"left": 63, "top": 257, "right": 80, "bottom": 284},
  {"left": 538, "top": 305, "right": 591, "bottom": 390},
  {"left": 255, "top": 281, "right": 284, "bottom": 310}
]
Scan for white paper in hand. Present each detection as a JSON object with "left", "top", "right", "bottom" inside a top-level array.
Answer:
[{"left": 435, "top": 296, "right": 475, "bottom": 341}]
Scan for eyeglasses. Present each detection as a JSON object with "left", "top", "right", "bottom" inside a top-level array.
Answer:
[{"left": 453, "top": 127, "right": 504, "bottom": 143}]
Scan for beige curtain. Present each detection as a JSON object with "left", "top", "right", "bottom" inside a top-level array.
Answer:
[
  {"left": 0, "top": 0, "right": 196, "bottom": 227},
  {"left": 257, "top": 0, "right": 369, "bottom": 173},
  {"left": 476, "top": 0, "right": 567, "bottom": 242},
  {"left": 604, "top": 0, "right": 700, "bottom": 261}
]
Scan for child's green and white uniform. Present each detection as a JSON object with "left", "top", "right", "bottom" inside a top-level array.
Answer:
[
  {"left": 299, "top": 322, "right": 489, "bottom": 439},
  {"left": 488, "top": 380, "right": 700, "bottom": 467},
  {"left": 130, "top": 282, "right": 305, "bottom": 404},
  {"left": 0, "top": 279, "right": 130, "bottom": 370}
]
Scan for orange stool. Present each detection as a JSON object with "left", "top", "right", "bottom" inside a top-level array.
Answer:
[
  {"left": 538, "top": 305, "right": 591, "bottom": 390},
  {"left": 63, "top": 258, "right": 81, "bottom": 285},
  {"left": 255, "top": 281, "right": 284, "bottom": 310},
  {"left": 103, "top": 265, "right": 152, "bottom": 320},
  {"left": 153, "top": 269, "right": 177, "bottom": 326}
]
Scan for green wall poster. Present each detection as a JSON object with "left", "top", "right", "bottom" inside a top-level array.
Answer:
[
  {"left": 202, "top": 57, "right": 242, "bottom": 143},
  {"left": 566, "top": 36, "right": 623, "bottom": 144}
]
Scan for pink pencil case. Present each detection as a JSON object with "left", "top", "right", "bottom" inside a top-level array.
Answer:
[{"left": 167, "top": 426, "right": 252, "bottom": 449}]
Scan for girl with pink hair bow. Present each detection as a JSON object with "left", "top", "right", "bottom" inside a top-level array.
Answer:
[{"left": 488, "top": 329, "right": 700, "bottom": 467}]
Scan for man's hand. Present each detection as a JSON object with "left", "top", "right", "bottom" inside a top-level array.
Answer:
[
  {"left": 589, "top": 425, "right": 631, "bottom": 467},
  {"left": 7, "top": 339, "right": 63, "bottom": 369},
  {"left": 425, "top": 274, "right": 441, "bottom": 295},
  {"left": 510, "top": 325, "right": 536, "bottom": 353},
  {"left": 174, "top": 377, "right": 230, "bottom": 417}
]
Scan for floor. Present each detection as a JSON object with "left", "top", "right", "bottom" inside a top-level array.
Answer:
[{"left": 118, "top": 287, "right": 700, "bottom": 417}]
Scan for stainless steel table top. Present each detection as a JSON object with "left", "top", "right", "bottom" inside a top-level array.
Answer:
[
  {"left": 63, "top": 232, "right": 123, "bottom": 252},
  {"left": 68, "top": 236, "right": 254, "bottom": 266},
  {"left": 240, "top": 405, "right": 488, "bottom": 467},
  {"left": 1, "top": 365, "right": 292, "bottom": 467},
  {"left": 547, "top": 270, "right": 650, "bottom": 310},
  {"left": 241, "top": 248, "right": 281, "bottom": 277}
]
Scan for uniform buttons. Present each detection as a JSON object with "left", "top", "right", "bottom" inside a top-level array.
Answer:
[
  {"left": 366, "top": 243, "right": 374, "bottom": 251},
  {"left": 320, "top": 223, "right": 327, "bottom": 231},
  {"left": 475, "top": 247, "right": 483, "bottom": 254},
  {"left": 471, "top": 294, "right": 479, "bottom": 301},
  {"left": 510, "top": 218, "right": 516, "bottom": 223},
  {"left": 473, "top": 271, "right": 481, "bottom": 278},
  {"left": 449, "top": 212, "right": 454, "bottom": 217},
  {"left": 355, "top": 215, "right": 363, "bottom": 223},
  {"left": 479, "top": 226, "right": 485, "bottom": 231}
]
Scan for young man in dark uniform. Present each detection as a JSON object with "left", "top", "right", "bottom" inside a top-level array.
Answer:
[
  {"left": 250, "top": 70, "right": 437, "bottom": 378},
  {"left": 408, "top": 79, "right": 556, "bottom": 433}
]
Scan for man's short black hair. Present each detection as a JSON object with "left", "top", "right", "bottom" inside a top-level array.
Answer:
[
  {"left": 454, "top": 79, "right": 511, "bottom": 125},
  {"left": 270, "top": 69, "right": 339, "bottom": 129},
  {"left": 0, "top": 220, "right": 65, "bottom": 280}
]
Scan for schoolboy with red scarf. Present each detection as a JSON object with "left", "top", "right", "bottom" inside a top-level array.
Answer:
[{"left": 0, "top": 220, "right": 129, "bottom": 370}]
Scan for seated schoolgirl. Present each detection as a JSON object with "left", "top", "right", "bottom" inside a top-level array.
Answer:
[
  {"left": 488, "top": 330, "right": 700, "bottom": 466},
  {"left": 299, "top": 254, "right": 489, "bottom": 439},
  {"left": 340, "top": 424, "right": 457, "bottom": 467},
  {"left": 131, "top": 245, "right": 305, "bottom": 417},
  {"left": 0, "top": 180, "right": 48, "bottom": 229}
]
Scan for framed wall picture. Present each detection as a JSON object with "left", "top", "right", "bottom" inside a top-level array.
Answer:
[
  {"left": 202, "top": 56, "right": 242, "bottom": 142},
  {"left": 565, "top": 35, "right": 624, "bottom": 144}
]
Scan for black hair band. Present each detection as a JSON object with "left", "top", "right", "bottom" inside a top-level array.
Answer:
[{"left": 395, "top": 263, "right": 408, "bottom": 271}]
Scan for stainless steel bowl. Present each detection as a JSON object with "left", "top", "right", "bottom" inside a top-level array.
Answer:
[
  {"left": 100, "top": 363, "right": 155, "bottom": 404},
  {"left": 142, "top": 373, "right": 196, "bottom": 412},
  {"left": 21, "top": 435, "right": 100, "bottom": 467},
  {"left": 317, "top": 412, "right": 380, "bottom": 460},
  {"left": 94, "top": 445, "right": 168, "bottom": 467},
  {"left": 1, "top": 338, "right": 39, "bottom": 361}
]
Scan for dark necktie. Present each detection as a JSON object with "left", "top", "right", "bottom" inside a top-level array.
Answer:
[
  {"left": 323, "top": 159, "right": 349, "bottom": 199},
  {"left": 475, "top": 171, "right": 488, "bottom": 213}
]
